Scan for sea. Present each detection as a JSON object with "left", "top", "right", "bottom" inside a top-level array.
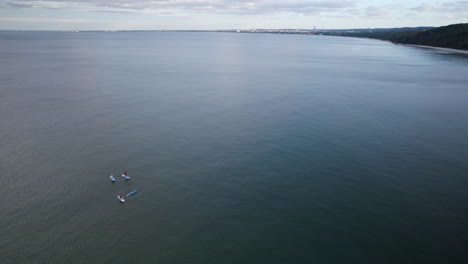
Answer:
[{"left": 0, "top": 31, "right": 467, "bottom": 264}]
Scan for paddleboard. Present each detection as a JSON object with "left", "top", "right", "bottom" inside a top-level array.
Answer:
[
  {"left": 117, "top": 195, "right": 125, "bottom": 203},
  {"left": 126, "top": 190, "right": 139, "bottom": 197}
]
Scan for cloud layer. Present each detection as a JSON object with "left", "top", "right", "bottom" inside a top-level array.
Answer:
[
  {"left": 0, "top": 0, "right": 466, "bottom": 30},
  {"left": 2, "top": 0, "right": 467, "bottom": 17},
  {"left": 0, "top": 0, "right": 356, "bottom": 14}
]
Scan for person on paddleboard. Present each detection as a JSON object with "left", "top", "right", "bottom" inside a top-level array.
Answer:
[
  {"left": 119, "top": 194, "right": 123, "bottom": 198},
  {"left": 124, "top": 171, "right": 128, "bottom": 176}
]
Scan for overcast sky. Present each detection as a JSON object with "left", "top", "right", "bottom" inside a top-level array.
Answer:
[{"left": 0, "top": 0, "right": 467, "bottom": 30}]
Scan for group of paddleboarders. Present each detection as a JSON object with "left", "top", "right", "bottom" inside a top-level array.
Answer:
[
  {"left": 110, "top": 171, "right": 130, "bottom": 181},
  {"left": 109, "top": 171, "right": 139, "bottom": 203}
]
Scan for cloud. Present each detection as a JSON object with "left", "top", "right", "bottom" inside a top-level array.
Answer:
[
  {"left": 411, "top": 1, "right": 468, "bottom": 13},
  {"left": 1, "top": 0, "right": 98, "bottom": 9},
  {"left": 365, "top": 6, "right": 387, "bottom": 17},
  {"left": 0, "top": 16, "right": 111, "bottom": 22},
  {"left": 0, "top": 0, "right": 356, "bottom": 14},
  {"left": 409, "top": 1, "right": 468, "bottom": 20}
]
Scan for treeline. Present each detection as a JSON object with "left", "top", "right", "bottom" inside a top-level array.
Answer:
[
  {"left": 391, "top": 24, "right": 468, "bottom": 50},
  {"left": 318, "top": 27, "right": 433, "bottom": 41},
  {"left": 318, "top": 23, "right": 468, "bottom": 50}
]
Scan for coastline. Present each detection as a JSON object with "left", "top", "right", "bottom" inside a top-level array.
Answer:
[
  {"left": 314, "top": 34, "right": 468, "bottom": 54},
  {"left": 402, "top": 44, "right": 468, "bottom": 54}
]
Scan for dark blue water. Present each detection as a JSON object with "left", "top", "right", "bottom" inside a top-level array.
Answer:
[{"left": 0, "top": 31, "right": 467, "bottom": 264}]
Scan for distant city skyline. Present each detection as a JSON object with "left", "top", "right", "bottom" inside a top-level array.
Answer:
[{"left": 0, "top": 0, "right": 467, "bottom": 30}]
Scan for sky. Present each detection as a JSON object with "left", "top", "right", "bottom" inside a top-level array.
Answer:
[{"left": 0, "top": 0, "right": 467, "bottom": 30}]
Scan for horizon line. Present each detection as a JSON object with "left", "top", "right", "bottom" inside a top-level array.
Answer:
[{"left": 0, "top": 25, "right": 443, "bottom": 32}]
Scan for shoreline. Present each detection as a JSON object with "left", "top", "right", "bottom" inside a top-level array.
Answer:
[
  {"left": 402, "top": 44, "right": 468, "bottom": 54},
  {"left": 309, "top": 34, "right": 468, "bottom": 54}
]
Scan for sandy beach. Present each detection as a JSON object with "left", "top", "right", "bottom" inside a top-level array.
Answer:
[{"left": 405, "top": 44, "right": 468, "bottom": 54}]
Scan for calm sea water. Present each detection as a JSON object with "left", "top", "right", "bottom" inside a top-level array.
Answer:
[{"left": 0, "top": 31, "right": 467, "bottom": 264}]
